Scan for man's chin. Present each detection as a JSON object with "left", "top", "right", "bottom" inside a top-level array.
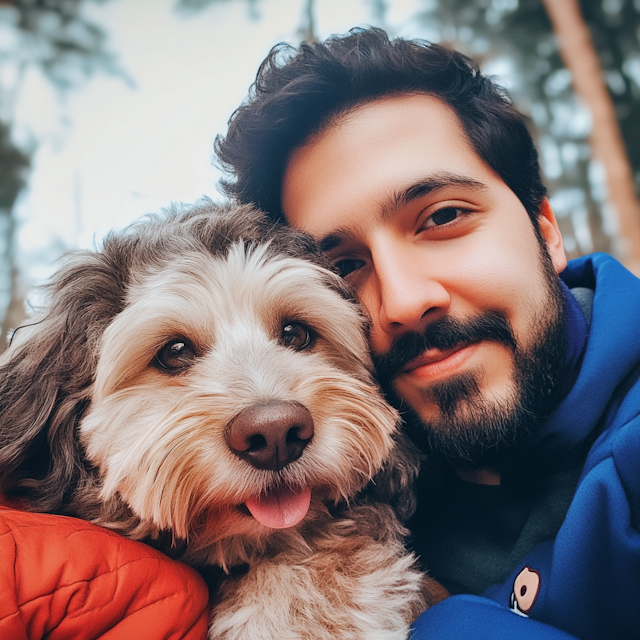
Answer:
[
  {"left": 401, "top": 406, "right": 528, "bottom": 468},
  {"left": 391, "top": 373, "right": 534, "bottom": 467}
]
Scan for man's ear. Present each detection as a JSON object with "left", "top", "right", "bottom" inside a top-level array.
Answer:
[{"left": 538, "top": 198, "right": 567, "bottom": 274}]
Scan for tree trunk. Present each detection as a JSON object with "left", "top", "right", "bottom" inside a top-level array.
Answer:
[
  {"left": 0, "top": 208, "right": 25, "bottom": 354},
  {"left": 297, "top": 0, "right": 317, "bottom": 43},
  {"left": 0, "top": 266, "right": 25, "bottom": 354},
  {"left": 541, "top": 0, "right": 640, "bottom": 274}
]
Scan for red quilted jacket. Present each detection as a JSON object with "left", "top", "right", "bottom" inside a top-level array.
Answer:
[{"left": 0, "top": 506, "right": 209, "bottom": 640}]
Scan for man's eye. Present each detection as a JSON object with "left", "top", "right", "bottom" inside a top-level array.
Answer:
[
  {"left": 333, "top": 258, "right": 365, "bottom": 278},
  {"left": 426, "top": 207, "right": 465, "bottom": 228},
  {"left": 155, "top": 339, "right": 197, "bottom": 372},
  {"left": 281, "top": 322, "right": 315, "bottom": 350}
]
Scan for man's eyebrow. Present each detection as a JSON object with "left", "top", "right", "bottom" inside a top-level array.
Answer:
[
  {"left": 318, "top": 173, "right": 488, "bottom": 252},
  {"left": 384, "top": 173, "right": 488, "bottom": 220}
]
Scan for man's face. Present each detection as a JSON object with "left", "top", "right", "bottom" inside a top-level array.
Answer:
[{"left": 281, "top": 94, "right": 568, "bottom": 464}]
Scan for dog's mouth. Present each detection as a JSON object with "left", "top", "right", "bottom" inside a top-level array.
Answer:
[{"left": 243, "top": 484, "right": 312, "bottom": 529}]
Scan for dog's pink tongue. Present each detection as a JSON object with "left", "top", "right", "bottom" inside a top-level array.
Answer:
[{"left": 245, "top": 485, "right": 311, "bottom": 529}]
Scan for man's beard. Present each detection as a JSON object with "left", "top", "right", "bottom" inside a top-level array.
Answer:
[{"left": 373, "top": 251, "right": 567, "bottom": 468}]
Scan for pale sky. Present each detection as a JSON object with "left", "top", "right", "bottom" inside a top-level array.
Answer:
[{"left": 12, "top": 0, "right": 424, "bottom": 287}]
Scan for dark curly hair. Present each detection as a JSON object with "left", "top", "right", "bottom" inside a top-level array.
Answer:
[{"left": 216, "top": 27, "right": 546, "bottom": 226}]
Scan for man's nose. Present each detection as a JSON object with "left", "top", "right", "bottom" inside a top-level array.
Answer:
[{"left": 371, "top": 241, "right": 450, "bottom": 338}]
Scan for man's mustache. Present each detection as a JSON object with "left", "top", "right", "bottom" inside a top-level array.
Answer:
[{"left": 373, "top": 311, "right": 517, "bottom": 383}]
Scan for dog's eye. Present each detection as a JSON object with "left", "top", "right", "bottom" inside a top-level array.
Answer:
[
  {"left": 281, "top": 322, "right": 314, "bottom": 351},
  {"left": 155, "top": 339, "right": 197, "bottom": 372}
]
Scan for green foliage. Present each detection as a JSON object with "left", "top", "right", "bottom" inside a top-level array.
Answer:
[
  {"left": 581, "top": 0, "right": 640, "bottom": 180},
  {"left": 6, "top": 0, "right": 123, "bottom": 90}
]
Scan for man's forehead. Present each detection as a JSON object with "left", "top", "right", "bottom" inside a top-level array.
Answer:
[
  {"left": 282, "top": 93, "right": 496, "bottom": 237},
  {"left": 284, "top": 94, "right": 467, "bottom": 183}
]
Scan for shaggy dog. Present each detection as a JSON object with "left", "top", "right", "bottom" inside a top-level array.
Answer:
[{"left": 0, "top": 203, "right": 443, "bottom": 639}]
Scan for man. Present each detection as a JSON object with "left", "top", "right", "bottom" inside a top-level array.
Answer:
[{"left": 216, "top": 28, "right": 640, "bottom": 639}]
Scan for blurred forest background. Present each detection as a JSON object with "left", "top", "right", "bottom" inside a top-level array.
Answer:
[{"left": 1, "top": 0, "right": 640, "bottom": 351}]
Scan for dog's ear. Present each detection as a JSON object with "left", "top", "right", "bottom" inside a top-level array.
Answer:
[{"left": 0, "top": 248, "right": 128, "bottom": 514}]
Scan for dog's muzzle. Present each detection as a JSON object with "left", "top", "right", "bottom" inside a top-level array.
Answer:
[{"left": 225, "top": 401, "right": 314, "bottom": 471}]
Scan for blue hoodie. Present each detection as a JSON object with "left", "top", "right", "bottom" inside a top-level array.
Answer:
[{"left": 410, "top": 253, "right": 640, "bottom": 640}]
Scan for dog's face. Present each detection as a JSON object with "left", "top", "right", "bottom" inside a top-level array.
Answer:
[
  {"left": 0, "top": 203, "right": 399, "bottom": 566},
  {"left": 82, "top": 238, "right": 398, "bottom": 552}
]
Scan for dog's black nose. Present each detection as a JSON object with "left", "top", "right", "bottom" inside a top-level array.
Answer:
[{"left": 225, "top": 401, "right": 314, "bottom": 471}]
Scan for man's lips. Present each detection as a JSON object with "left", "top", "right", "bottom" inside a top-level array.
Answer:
[{"left": 399, "top": 342, "right": 477, "bottom": 379}]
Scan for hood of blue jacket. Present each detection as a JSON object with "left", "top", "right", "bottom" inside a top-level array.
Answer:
[{"left": 521, "top": 252, "right": 640, "bottom": 456}]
